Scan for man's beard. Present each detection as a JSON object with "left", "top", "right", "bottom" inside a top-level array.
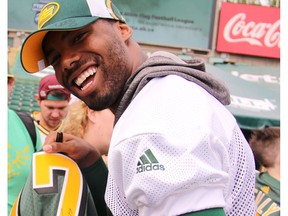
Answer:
[{"left": 83, "top": 40, "right": 131, "bottom": 111}]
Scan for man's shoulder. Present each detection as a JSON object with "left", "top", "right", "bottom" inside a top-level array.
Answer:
[
  {"left": 9, "top": 109, "right": 29, "bottom": 124},
  {"left": 31, "top": 111, "right": 40, "bottom": 120},
  {"left": 8, "top": 108, "right": 16, "bottom": 116}
]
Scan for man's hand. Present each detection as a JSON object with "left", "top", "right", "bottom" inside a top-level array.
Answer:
[{"left": 43, "top": 131, "right": 101, "bottom": 168}]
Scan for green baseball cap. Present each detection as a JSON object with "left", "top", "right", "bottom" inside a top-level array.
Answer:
[{"left": 21, "top": 0, "right": 125, "bottom": 73}]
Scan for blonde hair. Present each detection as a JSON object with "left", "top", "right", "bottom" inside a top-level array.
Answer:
[{"left": 59, "top": 100, "right": 89, "bottom": 138}]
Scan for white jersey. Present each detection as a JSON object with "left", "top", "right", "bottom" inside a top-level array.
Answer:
[{"left": 105, "top": 75, "right": 255, "bottom": 215}]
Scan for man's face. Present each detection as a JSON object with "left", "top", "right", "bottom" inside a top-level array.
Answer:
[
  {"left": 38, "top": 99, "right": 69, "bottom": 129},
  {"left": 42, "top": 20, "right": 132, "bottom": 111}
]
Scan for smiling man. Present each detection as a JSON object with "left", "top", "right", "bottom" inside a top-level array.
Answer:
[{"left": 18, "top": 0, "right": 256, "bottom": 215}]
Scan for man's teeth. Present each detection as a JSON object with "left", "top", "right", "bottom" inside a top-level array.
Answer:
[
  {"left": 75, "top": 68, "right": 96, "bottom": 87},
  {"left": 81, "top": 81, "right": 93, "bottom": 91}
]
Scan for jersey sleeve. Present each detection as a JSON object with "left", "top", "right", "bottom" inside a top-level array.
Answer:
[{"left": 106, "top": 130, "right": 230, "bottom": 215}]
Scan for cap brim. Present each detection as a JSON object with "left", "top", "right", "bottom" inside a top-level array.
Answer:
[{"left": 21, "top": 17, "right": 99, "bottom": 73}]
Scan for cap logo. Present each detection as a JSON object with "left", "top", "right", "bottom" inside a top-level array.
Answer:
[
  {"left": 38, "top": 2, "right": 60, "bottom": 29},
  {"left": 106, "top": 0, "right": 118, "bottom": 20},
  {"left": 40, "top": 90, "right": 47, "bottom": 98},
  {"left": 105, "top": 0, "right": 126, "bottom": 22}
]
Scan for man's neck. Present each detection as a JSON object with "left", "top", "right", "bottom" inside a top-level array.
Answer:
[
  {"left": 267, "top": 166, "right": 280, "bottom": 181},
  {"left": 34, "top": 112, "right": 59, "bottom": 131}
]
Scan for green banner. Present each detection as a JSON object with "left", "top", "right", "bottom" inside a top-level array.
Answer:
[
  {"left": 208, "top": 63, "right": 280, "bottom": 129},
  {"left": 9, "top": 0, "right": 216, "bottom": 50},
  {"left": 8, "top": 0, "right": 48, "bottom": 31},
  {"left": 115, "top": 0, "right": 216, "bottom": 49}
]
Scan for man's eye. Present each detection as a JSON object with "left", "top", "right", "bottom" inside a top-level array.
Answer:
[{"left": 73, "top": 32, "right": 86, "bottom": 43}]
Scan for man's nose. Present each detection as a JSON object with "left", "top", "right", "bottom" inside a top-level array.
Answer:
[
  {"left": 61, "top": 49, "right": 80, "bottom": 71},
  {"left": 51, "top": 109, "right": 61, "bottom": 118}
]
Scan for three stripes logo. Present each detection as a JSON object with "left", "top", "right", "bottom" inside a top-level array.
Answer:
[{"left": 136, "top": 149, "right": 165, "bottom": 174}]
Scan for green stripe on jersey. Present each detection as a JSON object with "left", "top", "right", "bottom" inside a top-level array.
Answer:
[
  {"left": 145, "top": 149, "right": 159, "bottom": 163},
  {"left": 181, "top": 208, "right": 225, "bottom": 216},
  {"left": 140, "top": 155, "right": 150, "bottom": 164}
]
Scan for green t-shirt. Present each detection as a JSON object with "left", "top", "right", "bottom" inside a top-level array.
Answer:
[
  {"left": 254, "top": 172, "right": 280, "bottom": 216},
  {"left": 8, "top": 109, "right": 42, "bottom": 215}
]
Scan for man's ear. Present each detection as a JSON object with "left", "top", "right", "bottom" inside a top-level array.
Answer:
[
  {"left": 116, "top": 22, "right": 133, "bottom": 41},
  {"left": 35, "top": 94, "right": 41, "bottom": 105}
]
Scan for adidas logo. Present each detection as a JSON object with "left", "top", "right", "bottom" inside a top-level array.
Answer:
[{"left": 136, "top": 149, "right": 165, "bottom": 174}]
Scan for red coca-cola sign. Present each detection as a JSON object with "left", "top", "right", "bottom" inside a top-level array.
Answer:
[{"left": 216, "top": 2, "right": 280, "bottom": 58}]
